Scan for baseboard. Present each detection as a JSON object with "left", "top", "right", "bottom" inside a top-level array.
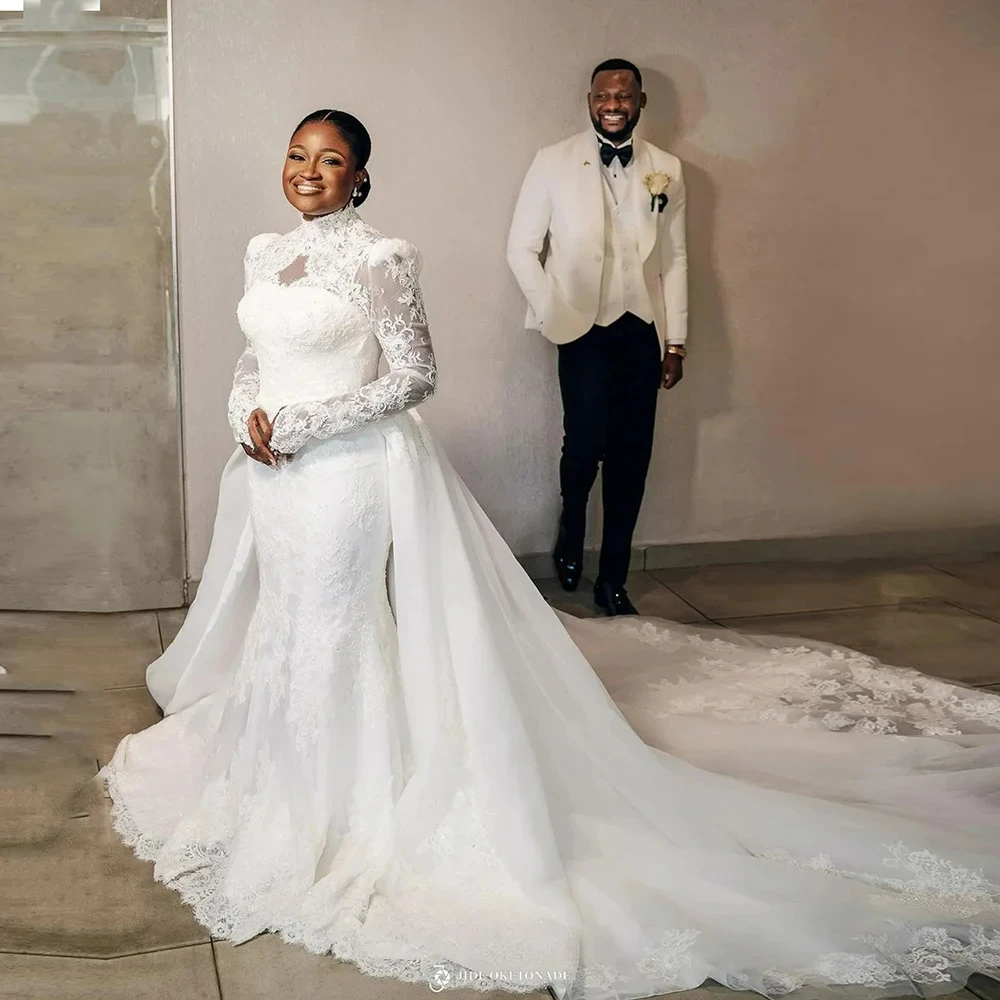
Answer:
[
  {"left": 186, "top": 525, "right": 1000, "bottom": 598},
  {"left": 521, "top": 525, "right": 1000, "bottom": 580},
  {"left": 0, "top": 580, "right": 185, "bottom": 613}
]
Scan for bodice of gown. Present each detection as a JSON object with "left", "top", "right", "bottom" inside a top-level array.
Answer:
[
  {"left": 239, "top": 277, "right": 381, "bottom": 415},
  {"left": 226, "top": 204, "right": 436, "bottom": 455}
]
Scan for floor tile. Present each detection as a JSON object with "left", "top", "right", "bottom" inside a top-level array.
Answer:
[
  {"left": 719, "top": 600, "right": 1000, "bottom": 686},
  {"left": 157, "top": 607, "right": 188, "bottom": 651},
  {"left": 536, "top": 573, "right": 600, "bottom": 619},
  {"left": 930, "top": 554, "right": 1000, "bottom": 589},
  {"left": 0, "top": 943, "right": 219, "bottom": 1000},
  {"left": 968, "top": 974, "right": 1000, "bottom": 1000},
  {"left": 0, "top": 684, "right": 159, "bottom": 778},
  {"left": 0, "top": 687, "right": 75, "bottom": 736},
  {"left": 538, "top": 572, "right": 706, "bottom": 623},
  {"left": 0, "top": 735, "right": 97, "bottom": 845},
  {"left": 923, "top": 560, "right": 1000, "bottom": 624},
  {"left": 0, "top": 611, "right": 160, "bottom": 691},
  {"left": 651, "top": 560, "right": 953, "bottom": 620},
  {"left": 69, "top": 688, "right": 162, "bottom": 769},
  {"left": 213, "top": 931, "right": 551, "bottom": 998},
  {"left": 0, "top": 774, "right": 209, "bottom": 957},
  {"left": 662, "top": 986, "right": 978, "bottom": 1000},
  {"left": 623, "top": 572, "right": 708, "bottom": 621}
]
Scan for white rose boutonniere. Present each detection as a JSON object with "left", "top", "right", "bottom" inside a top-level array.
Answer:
[{"left": 644, "top": 171, "right": 672, "bottom": 213}]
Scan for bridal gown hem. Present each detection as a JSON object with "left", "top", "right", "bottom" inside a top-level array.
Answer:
[{"left": 100, "top": 205, "right": 1000, "bottom": 1000}]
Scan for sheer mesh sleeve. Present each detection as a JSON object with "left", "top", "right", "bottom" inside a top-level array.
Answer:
[
  {"left": 226, "top": 343, "right": 260, "bottom": 447},
  {"left": 226, "top": 234, "right": 273, "bottom": 446},
  {"left": 268, "top": 238, "right": 437, "bottom": 455}
]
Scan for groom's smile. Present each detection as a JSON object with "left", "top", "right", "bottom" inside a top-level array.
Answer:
[{"left": 588, "top": 67, "right": 646, "bottom": 143}]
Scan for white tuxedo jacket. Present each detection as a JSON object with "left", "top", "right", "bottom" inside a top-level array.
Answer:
[{"left": 506, "top": 130, "right": 688, "bottom": 355}]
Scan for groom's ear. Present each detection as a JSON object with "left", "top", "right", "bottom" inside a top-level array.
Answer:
[{"left": 639, "top": 92, "right": 647, "bottom": 110}]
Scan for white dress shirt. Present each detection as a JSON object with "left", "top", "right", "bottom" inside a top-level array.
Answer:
[
  {"left": 598, "top": 133, "right": 633, "bottom": 207},
  {"left": 594, "top": 133, "right": 654, "bottom": 328}
]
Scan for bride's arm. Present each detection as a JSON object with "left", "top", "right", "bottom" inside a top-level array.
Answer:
[
  {"left": 268, "top": 238, "right": 437, "bottom": 455},
  {"left": 226, "top": 233, "right": 276, "bottom": 446},
  {"left": 226, "top": 341, "right": 260, "bottom": 447}
]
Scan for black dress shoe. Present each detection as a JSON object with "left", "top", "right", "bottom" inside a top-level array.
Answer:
[
  {"left": 552, "top": 523, "right": 583, "bottom": 592},
  {"left": 594, "top": 581, "right": 638, "bottom": 617}
]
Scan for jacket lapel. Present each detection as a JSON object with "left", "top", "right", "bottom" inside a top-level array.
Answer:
[
  {"left": 569, "top": 131, "right": 604, "bottom": 245},
  {"left": 631, "top": 139, "right": 657, "bottom": 262}
]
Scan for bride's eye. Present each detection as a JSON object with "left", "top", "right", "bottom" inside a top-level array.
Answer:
[
  {"left": 323, "top": 158, "right": 342, "bottom": 166},
  {"left": 288, "top": 153, "right": 304, "bottom": 161}
]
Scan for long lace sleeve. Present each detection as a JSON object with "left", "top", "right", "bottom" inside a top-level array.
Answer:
[
  {"left": 226, "top": 233, "right": 273, "bottom": 446},
  {"left": 268, "top": 238, "right": 436, "bottom": 455},
  {"left": 226, "top": 343, "right": 259, "bottom": 447}
]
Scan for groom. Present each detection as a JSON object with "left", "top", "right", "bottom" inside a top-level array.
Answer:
[{"left": 507, "top": 58, "right": 688, "bottom": 616}]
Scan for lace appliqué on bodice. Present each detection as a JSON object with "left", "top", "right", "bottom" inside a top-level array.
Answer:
[{"left": 225, "top": 204, "right": 436, "bottom": 454}]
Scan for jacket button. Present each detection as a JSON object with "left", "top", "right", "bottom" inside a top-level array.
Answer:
[{"left": 594, "top": 253, "right": 602, "bottom": 263}]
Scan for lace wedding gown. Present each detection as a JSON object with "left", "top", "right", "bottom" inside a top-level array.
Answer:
[{"left": 101, "top": 205, "right": 1000, "bottom": 1000}]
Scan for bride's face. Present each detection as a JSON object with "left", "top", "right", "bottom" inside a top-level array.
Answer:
[{"left": 283, "top": 122, "right": 364, "bottom": 218}]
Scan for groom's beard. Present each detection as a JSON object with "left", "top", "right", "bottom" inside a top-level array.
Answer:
[{"left": 591, "top": 108, "right": 642, "bottom": 145}]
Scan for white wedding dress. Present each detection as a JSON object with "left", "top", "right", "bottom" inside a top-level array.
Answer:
[{"left": 101, "top": 205, "right": 1000, "bottom": 1000}]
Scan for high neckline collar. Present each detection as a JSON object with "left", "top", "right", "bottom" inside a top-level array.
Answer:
[{"left": 297, "top": 203, "right": 359, "bottom": 234}]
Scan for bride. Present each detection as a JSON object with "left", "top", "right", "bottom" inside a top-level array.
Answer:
[{"left": 101, "top": 110, "right": 1000, "bottom": 1000}]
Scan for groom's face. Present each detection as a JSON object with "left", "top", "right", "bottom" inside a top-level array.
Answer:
[{"left": 588, "top": 70, "right": 646, "bottom": 143}]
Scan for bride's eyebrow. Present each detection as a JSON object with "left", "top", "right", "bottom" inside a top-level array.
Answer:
[{"left": 287, "top": 144, "right": 347, "bottom": 157}]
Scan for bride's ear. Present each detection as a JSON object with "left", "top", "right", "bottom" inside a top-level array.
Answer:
[{"left": 352, "top": 171, "right": 371, "bottom": 207}]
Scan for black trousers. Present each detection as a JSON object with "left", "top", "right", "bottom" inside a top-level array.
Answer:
[{"left": 557, "top": 312, "right": 662, "bottom": 587}]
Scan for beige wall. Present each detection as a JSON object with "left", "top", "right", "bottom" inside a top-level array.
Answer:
[{"left": 173, "top": 0, "right": 1000, "bottom": 579}]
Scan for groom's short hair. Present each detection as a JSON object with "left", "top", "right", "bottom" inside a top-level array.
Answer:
[{"left": 590, "top": 58, "right": 643, "bottom": 89}]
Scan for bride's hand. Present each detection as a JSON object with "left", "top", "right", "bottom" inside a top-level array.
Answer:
[{"left": 243, "top": 408, "right": 279, "bottom": 467}]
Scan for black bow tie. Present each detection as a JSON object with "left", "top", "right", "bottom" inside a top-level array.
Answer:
[{"left": 599, "top": 141, "right": 633, "bottom": 168}]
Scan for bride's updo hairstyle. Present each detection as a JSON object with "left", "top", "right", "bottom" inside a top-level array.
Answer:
[{"left": 292, "top": 109, "right": 372, "bottom": 207}]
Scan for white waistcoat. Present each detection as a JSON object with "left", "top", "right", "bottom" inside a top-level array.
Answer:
[{"left": 596, "top": 164, "right": 654, "bottom": 327}]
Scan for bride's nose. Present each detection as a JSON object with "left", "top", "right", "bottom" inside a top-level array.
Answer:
[{"left": 299, "top": 164, "right": 321, "bottom": 179}]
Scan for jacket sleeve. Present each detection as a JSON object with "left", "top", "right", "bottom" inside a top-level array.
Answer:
[
  {"left": 659, "top": 161, "right": 689, "bottom": 346},
  {"left": 268, "top": 238, "right": 437, "bottom": 455},
  {"left": 506, "top": 148, "right": 553, "bottom": 323}
]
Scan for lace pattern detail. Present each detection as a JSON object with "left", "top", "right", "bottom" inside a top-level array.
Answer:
[
  {"left": 101, "top": 746, "right": 574, "bottom": 998},
  {"left": 268, "top": 238, "right": 435, "bottom": 454},
  {"left": 104, "top": 738, "right": 1000, "bottom": 1000},
  {"left": 225, "top": 232, "right": 276, "bottom": 446},
  {"left": 606, "top": 619, "right": 1000, "bottom": 737},
  {"left": 760, "top": 843, "right": 1000, "bottom": 917},
  {"left": 227, "top": 205, "right": 435, "bottom": 455},
  {"left": 723, "top": 925, "right": 1000, "bottom": 993}
]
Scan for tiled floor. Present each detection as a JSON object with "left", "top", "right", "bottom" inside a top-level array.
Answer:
[{"left": 2, "top": 555, "right": 1000, "bottom": 999}]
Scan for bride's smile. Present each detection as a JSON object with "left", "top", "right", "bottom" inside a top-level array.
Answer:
[{"left": 282, "top": 118, "right": 368, "bottom": 220}]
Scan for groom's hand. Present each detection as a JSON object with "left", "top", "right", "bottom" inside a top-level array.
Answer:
[{"left": 661, "top": 353, "right": 683, "bottom": 390}]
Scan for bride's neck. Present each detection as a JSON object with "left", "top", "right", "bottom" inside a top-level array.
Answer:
[{"left": 298, "top": 203, "right": 357, "bottom": 234}]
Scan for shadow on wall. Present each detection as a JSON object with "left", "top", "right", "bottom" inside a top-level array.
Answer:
[{"left": 590, "top": 59, "right": 735, "bottom": 548}]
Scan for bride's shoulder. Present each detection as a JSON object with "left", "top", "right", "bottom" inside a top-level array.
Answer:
[
  {"left": 365, "top": 235, "right": 422, "bottom": 274},
  {"left": 245, "top": 231, "right": 280, "bottom": 257}
]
